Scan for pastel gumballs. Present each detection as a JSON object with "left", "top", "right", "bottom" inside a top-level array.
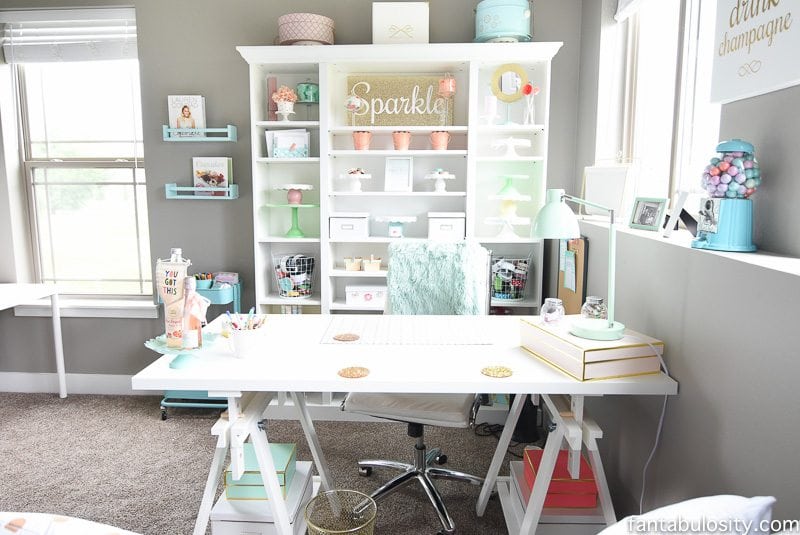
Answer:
[
  {"left": 751, "top": 168, "right": 760, "bottom": 178},
  {"left": 717, "top": 184, "right": 729, "bottom": 193},
  {"left": 743, "top": 160, "right": 754, "bottom": 168},
  {"left": 744, "top": 178, "right": 756, "bottom": 188},
  {"left": 720, "top": 173, "right": 732, "bottom": 184},
  {"left": 706, "top": 185, "right": 717, "bottom": 194},
  {"left": 710, "top": 174, "right": 720, "bottom": 185},
  {"left": 746, "top": 188, "right": 755, "bottom": 196},
  {"left": 723, "top": 155, "right": 734, "bottom": 163},
  {"left": 732, "top": 151, "right": 744, "bottom": 157},
  {"left": 728, "top": 182, "right": 739, "bottom": 191},
  {"left": 745, "top": 169, "right": 754, "bottom": 179},
  {"left": 732, "top": 158, "right": 744, "bottom": 168},
  {"left": 754, "top": 178, "right": 761, "bottom": 186},
  {"left": 705, "top": 164, "right": 714, "bottom": 172},
  {"left": 737, "top": 185, "right": 747, "bottom": 195},
  {"left": 725, "top": 190, "right": 737, "bottom": 198},
  {"left": 703, "top": 172, "right": 712, "bottom": 180},
  {"left": 727, "top": 166, "right": 739, "bottom": 177},
  {"left": 718, "top": 161, "right": 731, "bottom": 172},
  {"left": 734, "top": 173, "right": 746, "bottom": 184},
  {"left": 710, "top": 157, "right": 721, "bottom": 165},
  {"left": 709, "top": 166, "right": 721, "bottom": 176}
]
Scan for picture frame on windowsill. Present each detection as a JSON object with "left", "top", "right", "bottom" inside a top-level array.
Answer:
[{"left": 629, "top": 197, "right": 668, "bottom": 231}]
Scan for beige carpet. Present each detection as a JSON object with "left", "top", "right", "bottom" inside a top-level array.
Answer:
[{"left": 0, "top": 393, "right": 535, "bottom": 534}]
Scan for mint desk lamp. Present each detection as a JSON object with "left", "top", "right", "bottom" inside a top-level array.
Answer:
[{"left": 532, "top": 188, "right": 625, "bottom": 341}]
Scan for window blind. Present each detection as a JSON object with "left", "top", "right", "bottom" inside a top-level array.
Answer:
[{"left": 0, "top": 8, "right": 137, "bottom": 63}]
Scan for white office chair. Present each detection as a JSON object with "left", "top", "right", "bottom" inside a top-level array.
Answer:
[{"left": 342, "top": 240, "right": 490, "bottom": 535}]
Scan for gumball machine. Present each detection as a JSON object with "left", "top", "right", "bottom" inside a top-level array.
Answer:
[{"left": 692, "top": 139, "right": 759, "bottom": 252}]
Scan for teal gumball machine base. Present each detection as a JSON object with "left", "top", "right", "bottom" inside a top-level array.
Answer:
[{"left": 691, "top": 198, "right": 756, "bottom": 253}]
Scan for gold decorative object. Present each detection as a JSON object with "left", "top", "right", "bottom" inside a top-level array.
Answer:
[
  {"left": 481, "top": 365, "right": 513, "bottom": 378},
  {"left": 333, "top": 333, "right": 360, "bottom": 342},
  {"left": 338, "top": 366, "right": 370, "bottom": 378},
  {"left": 490, "top": 64, "right": 528, "bottom": 103},
  {"left": 347, "top": 75, "right": 454, "bottom": 127}
]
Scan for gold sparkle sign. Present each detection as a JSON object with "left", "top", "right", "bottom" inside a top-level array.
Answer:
[{"left": 347, "top": 75, "right": 454, "bottom": 127}]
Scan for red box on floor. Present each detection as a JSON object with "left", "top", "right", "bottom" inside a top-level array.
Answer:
[{"left": 523, "top": 447, "right": 598, "bottom": 508}]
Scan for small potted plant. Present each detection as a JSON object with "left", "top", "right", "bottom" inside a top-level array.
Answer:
[{"left": 272, "top": 85, "right": 298, "bottom": 121}]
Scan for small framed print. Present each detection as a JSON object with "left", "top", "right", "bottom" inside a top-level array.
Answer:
[
  {"left": 629, "top": 197, "right": 668, "bottom": 231},
  {"left": 384, "top": 156, "right": 413, "bottom": 192}
]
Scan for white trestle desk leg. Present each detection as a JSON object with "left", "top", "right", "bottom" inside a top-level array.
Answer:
[
  {"left": 50, "top": 293, "right": 66, "bottom": 398},
  {"left": 193, "top": 444, "right": 229, "bottom": 535},
  {"left": 583, "top": 418, "right": 617, "bottom": 525},
  {"left": 291, "top": 391, "right": 333, "bottom": 491},
  {"left": 477, "top": 393, "right": 527, "bottom": 516},
  {"left": 251, "top": 421, "right": 293, "bottom": 535},
  {"left": 519, "top": 423, "right": 566, "bottom": 534}
]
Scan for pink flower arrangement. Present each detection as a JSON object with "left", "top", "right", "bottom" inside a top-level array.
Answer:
[
  {"left": 272, "top": 85, "right": 298, "bottom": 103},
  {"left": 522, "top": 83, "right": 541, "bottom": 96}
]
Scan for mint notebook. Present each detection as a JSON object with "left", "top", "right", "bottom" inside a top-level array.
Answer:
[{"left": 224, "top": 442, "right": 297, "bottom": 500}]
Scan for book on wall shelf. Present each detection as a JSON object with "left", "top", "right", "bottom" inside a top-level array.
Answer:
[
  {"left": 192, "top": 157, "right": 233, "bottom": 196},
  {"left": 167, "top": 95, "right": 206, "bottom": 137}
]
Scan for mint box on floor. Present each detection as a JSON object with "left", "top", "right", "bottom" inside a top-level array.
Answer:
[{"left": 224, "top": 442, "right": 296, "bottom": 500}]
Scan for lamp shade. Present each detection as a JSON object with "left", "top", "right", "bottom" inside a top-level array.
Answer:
[{"left": 531, "top": 189, "right": 580, "bottom": 239}]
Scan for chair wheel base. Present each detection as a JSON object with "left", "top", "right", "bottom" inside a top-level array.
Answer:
[
  {"left": 358, "top": 466, "right": 373, "bottom": 477},
  {"left": 435, "top": 454, "right": 447, "bottom": 465}
]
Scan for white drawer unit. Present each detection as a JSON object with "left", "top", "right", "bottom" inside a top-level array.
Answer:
[
  {"left": 345, "top": 285, "right": 387, "bottom": 308},
  {"left": 428, "top": 212, "right": 466, "bottom": 240},
  {"left": 329, "top": 212, "right": 370, "bottom": 240}
]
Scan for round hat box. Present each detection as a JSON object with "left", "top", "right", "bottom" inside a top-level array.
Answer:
[
  {"left": 278, "top": 13, "right": 334, "bottom": 45},
  {"left": 475, "top": 0, "right": 532, "bottom": 43}
]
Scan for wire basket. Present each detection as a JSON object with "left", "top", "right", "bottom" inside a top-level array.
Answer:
[
  {"left": 305, "top": 489, "right": 377, "bottom": 535},
  {"left": 272, "top": 253, "right": 315, "bottom": 298},
  {"left": 491, "top": 253, "right": 531, "bottom": 301}
]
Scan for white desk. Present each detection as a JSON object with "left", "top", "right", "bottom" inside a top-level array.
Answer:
[
  {"left": 0, "top": 283, "right": 66, "bottom": 398},
  {"left": 132, "top": 314, "right": 677, "bottom": 534}
]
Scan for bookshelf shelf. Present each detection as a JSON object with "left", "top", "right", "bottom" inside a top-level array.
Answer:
[
  {"left": 162, "top": 124, "right": 238, "bottom": 142},
  {"left": 165, "top": 183, "right": 239, "bottom": 200}
]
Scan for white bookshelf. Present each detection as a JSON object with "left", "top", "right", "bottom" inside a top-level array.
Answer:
[{"left": 238, "top": 43, "right": 561, "bottom": 315}]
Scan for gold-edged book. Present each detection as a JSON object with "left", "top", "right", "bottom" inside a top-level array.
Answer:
[{"left": 520, "top": 315, "right": 664, "bottom": 381}]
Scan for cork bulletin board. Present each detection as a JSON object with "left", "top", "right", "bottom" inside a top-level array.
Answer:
[
  {"left": 347, "top": 75, "right": 454, "bottom": 127},
  {"left": 557, "top": 237, "right": 588, "bottom": 314}
]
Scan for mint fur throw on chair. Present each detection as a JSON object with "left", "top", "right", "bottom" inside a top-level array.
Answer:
[{"left": 387, "top": 240, "right": 489, "bottom": 315}]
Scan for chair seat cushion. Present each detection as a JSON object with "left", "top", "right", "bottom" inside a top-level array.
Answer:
[{"left": 343, "top": 392, "right": 475, "bottom": 427}]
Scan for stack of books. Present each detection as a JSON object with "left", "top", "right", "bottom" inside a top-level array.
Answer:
[
  {"left": 515, "top": 447, "right": 598, "bottom": 508},
  {"left": 520, "top": 315, "right": 664, "bottom": 381}
]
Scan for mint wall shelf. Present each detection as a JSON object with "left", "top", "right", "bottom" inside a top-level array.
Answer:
[
  {"left": 165, "top": 183, "right": 239, "bottom": 199},
  {"left": 162, "top": 124, "right": 238, "bottom": 142}
]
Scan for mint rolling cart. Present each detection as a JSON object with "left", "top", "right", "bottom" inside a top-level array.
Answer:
[{"left": 148, "top": 281, "right": 241, "bottom": 419}]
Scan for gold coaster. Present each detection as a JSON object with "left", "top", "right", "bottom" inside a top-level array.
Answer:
[
  {"left": 338, "top": 366, "right": 370, "bottom": 379},
  {"left": 333, "top": 333, "right": 360, "bottom": 342},
  {"left": 481, "top": 366, "right": 513, "bottom": 378}
]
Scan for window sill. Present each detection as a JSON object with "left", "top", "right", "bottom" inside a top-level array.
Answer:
[
  {"left": 14, "top": 297, "right": 159, "bottom": 319},
  {"left": 581, "top": 219, "right": 800, "bottom": 277}
]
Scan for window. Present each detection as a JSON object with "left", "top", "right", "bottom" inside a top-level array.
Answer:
[
  {"left": 2, "top": 9, "right": 152, "bottom": 296},
  {"left": 618, "top": 0, "right": 721, "bottom": 202}
]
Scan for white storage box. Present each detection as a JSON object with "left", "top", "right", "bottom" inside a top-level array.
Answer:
[
  {"left": 329, "top": 212, "right": 369, "bottom": 240},
  {"left": 372, "top": 2, "right": 429, "bottom": 44},
  {"left": 211, "top": 461, "right": 313, "bottom": 535},
  {"left": 428, "top": 212, "right": 466, "bottom": 240},
  {"left": 345, "top": 285, "right": 387, "bottom": 308}
]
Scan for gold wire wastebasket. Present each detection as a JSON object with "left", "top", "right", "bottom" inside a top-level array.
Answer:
[{"left": 305, "top": 489, "right": 377, "bottom": 535}]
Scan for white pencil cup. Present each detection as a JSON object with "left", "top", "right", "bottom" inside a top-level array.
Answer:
[{"left": 231, "top": 328, "right": 266, "bottom": 359}]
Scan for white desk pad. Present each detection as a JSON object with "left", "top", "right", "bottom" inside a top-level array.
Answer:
[{"left": 321, "top": 315, "right": 494, "bottom": 345}]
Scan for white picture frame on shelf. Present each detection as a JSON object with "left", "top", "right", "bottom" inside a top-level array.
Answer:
[
  {"left": 581, "top": 165, "right": 631, "bottom": 218},
  {"left": 384, "top": 156, "right": 413, "bottom": 192}
]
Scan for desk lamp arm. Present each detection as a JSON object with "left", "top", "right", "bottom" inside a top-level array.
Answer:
[{"left": 559, "top": 194, "right": 616, "bottom": 329}]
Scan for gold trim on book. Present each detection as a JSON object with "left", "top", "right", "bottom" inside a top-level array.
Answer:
[
  {"left": 524, "top": 450, "right": 595, "bottom": 484},
  {"left": 523, "top": 346, "right": 661, "bottom": 382}
]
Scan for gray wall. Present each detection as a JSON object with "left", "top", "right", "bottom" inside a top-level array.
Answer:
[
  {"left": 570, "top": 0, "right": 800, "bottom": 520},
  {"left": 0, "top": 1, "right": 584, "bottom": 374}
]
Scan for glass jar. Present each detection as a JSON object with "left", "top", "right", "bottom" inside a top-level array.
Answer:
[
  {"left": 581, "top": 296, "right": 608, "bottom": 320},
  {"left": 701, "top": 139, "right": 760, "bottom": 199},
  {"left": 541, "top": 298, "right": 565, "bottom": 324}
]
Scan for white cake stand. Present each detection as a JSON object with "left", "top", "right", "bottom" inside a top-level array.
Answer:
[
  {"left": 492, "top": 137, "right": 531, "bottom": 158},
  {"left": 336, "top": 172, "right": 373, "bottom": 192},
  {"left": 423, "top": 170, "right": 456, "bottom": 192}
]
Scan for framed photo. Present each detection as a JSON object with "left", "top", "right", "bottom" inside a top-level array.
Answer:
[
  {"left": 629, "top": 197, "right": 668, "bottom": 231},
  {"left": 384, "top": 156, "right": 413, "bottom": 192}
]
